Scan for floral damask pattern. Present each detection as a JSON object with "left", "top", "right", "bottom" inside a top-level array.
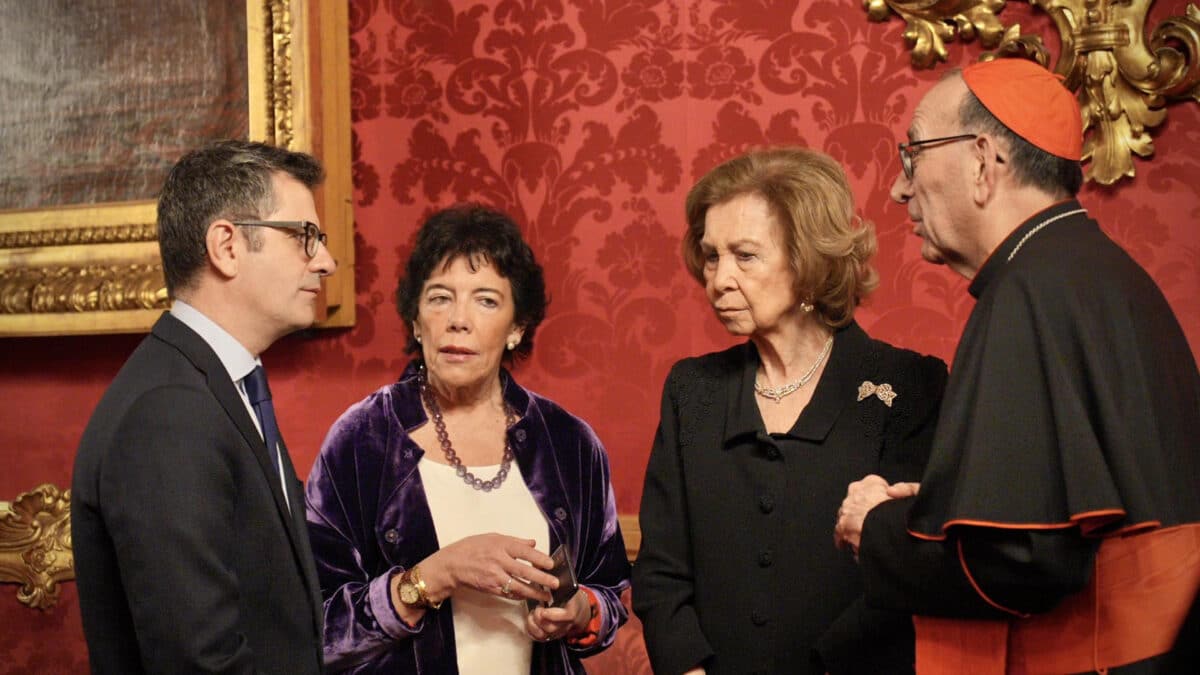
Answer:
[
  {"left": 621, "top": 48, "right": 686, "bottom": 106},
  {"left": 688, "top": 45, "right": 758, "bottom": 100},
  {"left": 1, "top": 0, "right": 1198, "bottom": 671}
]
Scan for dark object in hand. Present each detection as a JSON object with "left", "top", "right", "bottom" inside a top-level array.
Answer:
[{"left": 528, "top": 544, "right": 579, "bottom": 610}]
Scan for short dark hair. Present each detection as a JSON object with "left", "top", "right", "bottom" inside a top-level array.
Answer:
[
  {"left": 157, "top": 140, "right": 324, "bottom": 295},
  {"left": 396, "top": 204, "right": 547, "bottom": 361},
  {"left": 683, "top": 147, "right": 878, "bottom": 328},
  {"left": 959, "top": 89, "right": 1083, "bottom": 197}
]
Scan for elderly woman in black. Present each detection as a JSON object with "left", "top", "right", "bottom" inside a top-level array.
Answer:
[
  {"left": 305, "top": 205, "right": 629, "bottom": 673},
  {"left": 633, "top": 148, "right": 948, "bottom": 675}
]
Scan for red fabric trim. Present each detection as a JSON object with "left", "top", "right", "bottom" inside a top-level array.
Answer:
[
  {"left": 915, "top": 524, "right": 1200, "bottom": 674},
  {"left": 906, "top": 511, "right": 1160, "bottom": 542}
]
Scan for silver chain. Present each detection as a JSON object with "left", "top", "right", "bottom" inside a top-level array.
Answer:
[{"left": 1006, "top": 208, "right": 1087, "bottom": 262}]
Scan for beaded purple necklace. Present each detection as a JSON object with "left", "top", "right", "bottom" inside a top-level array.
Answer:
[{"left": 419, "top": 367, "right": 516, "bottom": 492}]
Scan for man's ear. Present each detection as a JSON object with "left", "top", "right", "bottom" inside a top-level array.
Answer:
[
  {"left": 971, "top": 134, "right": 1001, "bottom": 206},
  {"left": 206, "top": 220, "right": 241, "bottom": 279}
]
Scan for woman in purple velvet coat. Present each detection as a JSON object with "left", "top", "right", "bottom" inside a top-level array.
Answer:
[{"left": 304, "top": 205, "right": 630, "bottom": 674}]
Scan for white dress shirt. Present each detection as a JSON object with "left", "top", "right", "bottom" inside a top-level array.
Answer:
[{"left": 170, "top": 300, "right": 291, "bottom": 511}]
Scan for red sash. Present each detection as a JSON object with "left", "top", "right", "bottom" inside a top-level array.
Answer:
[{"left": 914, "top": 523, "right": 1200, "bottom": 674}]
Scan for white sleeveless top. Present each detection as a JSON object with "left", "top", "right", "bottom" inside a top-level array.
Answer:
[{"left": 420, "top": 459, "right": 550, "bottom": 675}]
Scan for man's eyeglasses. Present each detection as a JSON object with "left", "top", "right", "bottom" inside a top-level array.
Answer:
[
  {"left": 898, "top": 134, "right": 977, "bottom": 179},
  {"left": 232, "top": 220, "right": 327, "bottom": 258}
]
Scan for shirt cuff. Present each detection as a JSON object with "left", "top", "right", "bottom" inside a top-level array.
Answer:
[{"left": 371, "top": 566, "right": 424, "bottom": 639}]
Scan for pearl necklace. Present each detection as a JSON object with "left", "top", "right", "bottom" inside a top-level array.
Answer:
[{"left": 754, "top": 335, "right": 834, "bottom": 404}]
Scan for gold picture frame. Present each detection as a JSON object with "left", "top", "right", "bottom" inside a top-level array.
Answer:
[{"left": 0, "top": 0, "right": 354, "bottom": 337}]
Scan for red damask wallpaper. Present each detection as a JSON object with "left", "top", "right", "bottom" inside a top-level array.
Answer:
[{"left": 1, "top": 1, "right": 1198, "bottom": 672}]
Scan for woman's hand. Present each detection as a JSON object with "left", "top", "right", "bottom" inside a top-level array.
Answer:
[
  {"left": 524, "top": 587, "right": 591, "bottom": 642},
  {"left": 422, "top": 533, "right": 557, "bottom": 605},
  {"left": 834, "top": 474, "right": 917, "bottom": 557}
]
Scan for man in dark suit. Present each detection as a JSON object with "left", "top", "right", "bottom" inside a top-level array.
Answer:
[{"left": 72, "top": 140, "right": 336, "bottom": 673}]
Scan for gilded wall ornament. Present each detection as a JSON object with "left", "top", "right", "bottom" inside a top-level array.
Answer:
[
  {"left": 0, "top": 484, "right": 73, "bottom": 610},
  {"left": 864, "top": 0, "right": 1200, "bottom": 184}
]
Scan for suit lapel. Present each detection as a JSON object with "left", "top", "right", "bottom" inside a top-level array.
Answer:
[
  {"left": 277, "top": 436, "right": 324, "bottom": 635},
  {"left": 151, "top": 314, "right": 321, "bottom": 616}
]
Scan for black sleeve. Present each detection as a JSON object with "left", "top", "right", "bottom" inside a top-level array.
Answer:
[
  {"left": 859, "top": 498, "right": 1099, "bottom": 618},
  {"left": 632, "top": 367, "right": 714, "bottom": 675}
]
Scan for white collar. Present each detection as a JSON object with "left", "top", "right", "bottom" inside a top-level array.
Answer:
[{"left": 170, "top": 299, "right": 261, "bottom": 382}]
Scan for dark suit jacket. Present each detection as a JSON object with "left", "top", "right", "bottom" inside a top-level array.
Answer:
[
  {"left": 633, "top": 321, "right": 948, "bottom": 675},
  {"left": 72, "top": 312, "right": 324, "bottom": 674}
]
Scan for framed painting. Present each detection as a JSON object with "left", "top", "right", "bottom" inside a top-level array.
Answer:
[{"left": 0, "top": 0, "right": 353, "bottom": 336}]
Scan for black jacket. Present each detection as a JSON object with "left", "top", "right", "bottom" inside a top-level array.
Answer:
[
  {"left": 634, "top": 321, "right": 947, "bottom": 675},
  {"left": 72, "top": 313, "right": 324, "bottom": 674}
]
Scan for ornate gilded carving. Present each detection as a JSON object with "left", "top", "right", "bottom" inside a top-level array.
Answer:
[
  {"left": 0, "top": 484, "right": 73, "bottom": 610},
  {"left": 266, "top": 0, "right": 296, "bottom": 149},
  {"left": 0, "top": 264, "right": 168, "bottom": 314},
  {"left": 863, "top": 0, "right": 1008, "bottom": 68},
  {"left": 0, "top": 223, "right": 157, "bottom": 249},
  {"left": 865, "top": 0, "right": 1200, "bottom": 184}
]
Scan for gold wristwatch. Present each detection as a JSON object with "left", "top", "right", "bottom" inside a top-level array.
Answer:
[{"left": 398, "top": 565, "right": 441, "bottom": 609}]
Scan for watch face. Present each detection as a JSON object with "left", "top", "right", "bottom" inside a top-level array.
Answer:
[{"left": 400, "top": 579, "right": 421, "bottom": 605}]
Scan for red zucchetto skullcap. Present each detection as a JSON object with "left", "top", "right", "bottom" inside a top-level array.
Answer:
[{"left": 961, "top": 58, "right": 1082, "bottom": 161}]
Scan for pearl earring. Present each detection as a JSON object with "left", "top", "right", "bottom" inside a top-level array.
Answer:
[
  {"left": 415, "top": 335, "right": 422, "bottom": 344},
  {"left": 507, "top": 339, "right": 518, "bottom": 350}
]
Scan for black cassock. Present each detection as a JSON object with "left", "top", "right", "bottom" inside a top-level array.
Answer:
[{"left": 859, "top": 200, "right": 1200, "bottom": 673}]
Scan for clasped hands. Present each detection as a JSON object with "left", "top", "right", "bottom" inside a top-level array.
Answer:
[
  {"left": 411, "top": 533, "right": 591, "bottom": 642},
  {"left": 833, "top": 474, "right": 920, "bottom": 557}
]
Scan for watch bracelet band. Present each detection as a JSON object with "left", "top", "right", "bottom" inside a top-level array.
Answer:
[{"left": 408, "top": 564, "right": 442, "bottom": 610}]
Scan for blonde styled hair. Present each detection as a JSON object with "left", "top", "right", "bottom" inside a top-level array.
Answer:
[{"left": 682, "top": 147, "right": 878, "bottom": 328}]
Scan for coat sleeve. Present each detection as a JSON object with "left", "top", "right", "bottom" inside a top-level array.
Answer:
[
  {"left": 814, "top": 353, "right": 948, "bottom": 674},
  {"left": 304, "top": 403, "right": 423, "bottom": 671},
  {"left": 863, "top": 273, "right": 1105, "bottom": 619},
  {"left": 562, "top": 419, "right": 631, "bottom": 657},
  {"left": 859, "top": 498, "right": 1099, "bottom": 618},
  {"left": 632, "top": 366, "right": 715, "bottom": 675},
  {"left": 101, "top": 385, "right": 266, "bottom": 674}
]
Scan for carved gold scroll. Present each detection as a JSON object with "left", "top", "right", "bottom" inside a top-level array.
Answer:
[
  {"left": 0, "top": 0, "right": 353, "bottom": 336},
  {"left": 0, "top": 484, "right": 73, "bottom": 610},
  {"left": 864, "top": 0, "right": 1200, "bottom": 184}
]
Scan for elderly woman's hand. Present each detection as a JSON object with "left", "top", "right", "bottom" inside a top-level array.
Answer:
[
  {"left": 422, "top": 533, "right": 557, "bottom": 605},
  {"left": 834, "top": 474, "right": 901, "bottom": 557},
  {"left": 524, "top": 588, "right": 592, "bottom": 643}
]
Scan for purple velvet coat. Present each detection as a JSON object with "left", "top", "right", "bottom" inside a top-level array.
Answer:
[{"left": 305, "top": 362, "right": 630, "bottom": 674}]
